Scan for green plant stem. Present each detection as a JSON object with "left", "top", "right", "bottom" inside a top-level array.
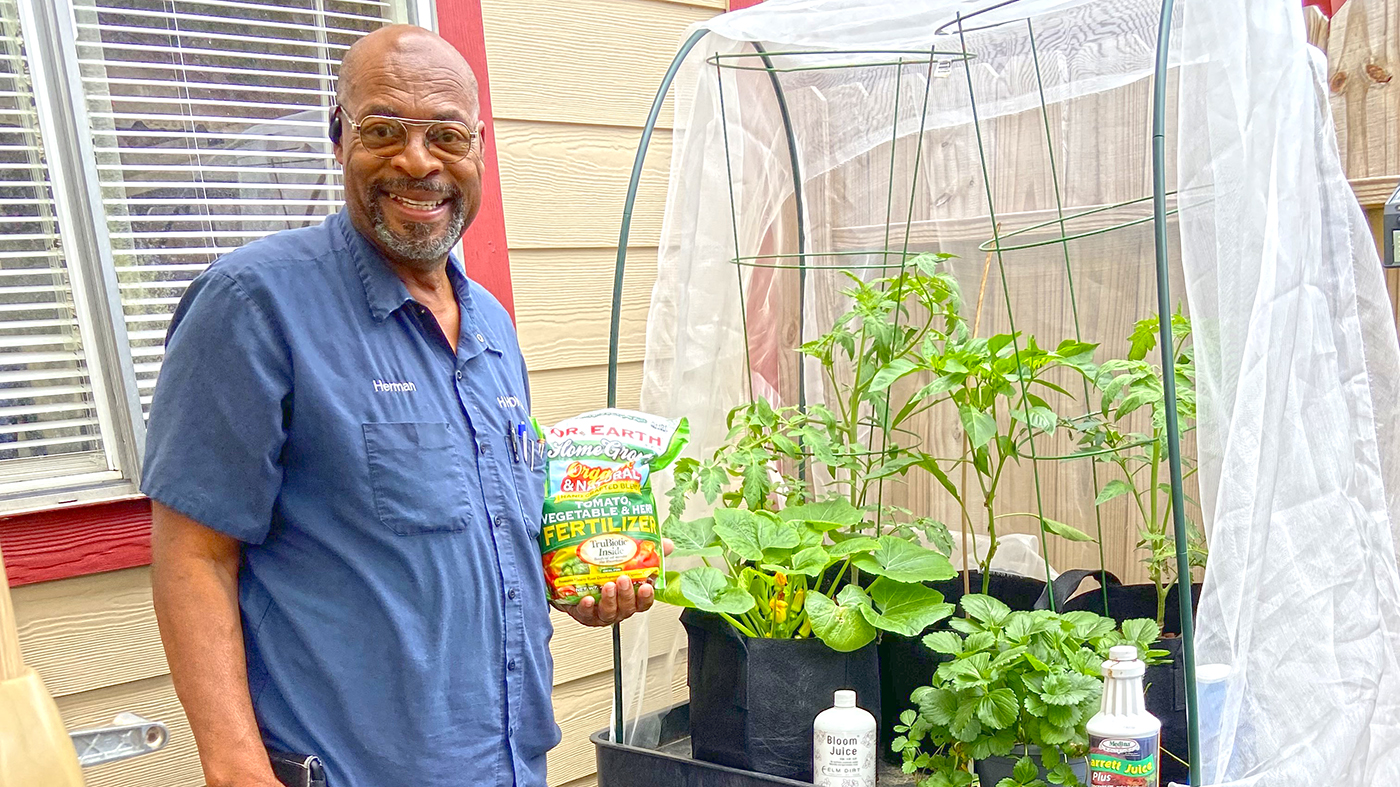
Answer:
[
  {"left": 721, "top": 613, "right": 758, "bottom": 638},
  {"left": 824, "top": 557, "right": 852, "bottom": 597}
]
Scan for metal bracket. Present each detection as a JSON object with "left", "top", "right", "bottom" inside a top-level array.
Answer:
[{"left": 68, "top": 713, "right": 169, "bottom": 768}]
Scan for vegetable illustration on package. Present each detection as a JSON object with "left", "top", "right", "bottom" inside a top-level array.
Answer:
[{"left": 538, "top": 409, "right": 688, "bottom": 605}]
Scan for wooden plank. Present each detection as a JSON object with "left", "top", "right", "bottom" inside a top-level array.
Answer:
[
  {"left": 0, "top": 498, "right": 152, "bottom": 587},
  {"left": 513, "top": 248, "right": 657, "bottom": 373},
  {"left": 1352, "top": 175, "right": 1399, "bottom": 207},
  {"left": 54, "top": 675, "right": 203, "bottom": 787},
  {"left": 481, "top": 0, "right": 716, "bottom": 129},
  {"left": 548, "top": 653, "right": 689, "bottom": 785},
  {"left": 559, "top": 775, "right": 600, "bottom": 787},
  {"left": 1328, "top": 0, "right": 1400, "bottom": 181},
  {"left": 496, "top": 121, "right": 671, "bottom": 250},
  {"left": 530, "top": 361, "right": 644, "bottom": 426},
  {"left": 12, "top": 567, "right": 166, "bottom": 699}
]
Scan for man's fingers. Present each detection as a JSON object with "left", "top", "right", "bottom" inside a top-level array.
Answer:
[
  {"left": 661, "top": 538, "right": 675, "bottom": 556},
  {"left": 636, "top": 581, "right": 655, "bottom": 613},
  {"left": 614, "top": 575, "right": 637, "bottom": 620},
  {"left": 597, "top": 581, "right": 619, "bottom": 624}
]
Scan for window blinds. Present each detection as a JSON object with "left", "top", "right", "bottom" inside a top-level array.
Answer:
[
  {"left": 0, "top": 0, "right": 107, "bottom": 471},
  {"left": 72, "top": 0, "right": 398, "bottom": 412}
]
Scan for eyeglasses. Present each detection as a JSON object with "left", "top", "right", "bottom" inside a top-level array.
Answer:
[{"left": 336, "top": 105, "right": 478, "bottom": 163}]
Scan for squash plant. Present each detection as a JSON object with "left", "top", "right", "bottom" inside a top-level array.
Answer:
[
  {"left": 659, "top": 253, "right": 970, "bottom": 649},
  {"left": 1065, "top": 311, "right": 1208, "bottom": 627},
  {"left": 891, "top": 595, "right": 1166, "bottom": 787}
]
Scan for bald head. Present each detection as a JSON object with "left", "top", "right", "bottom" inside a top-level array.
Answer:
[{"left": 336, "top": 25, "right": 479, "bottom": 118}]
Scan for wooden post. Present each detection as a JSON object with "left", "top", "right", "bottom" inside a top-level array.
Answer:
[{"left": 0, "top": 547, "right": 24, "bottom": 681}]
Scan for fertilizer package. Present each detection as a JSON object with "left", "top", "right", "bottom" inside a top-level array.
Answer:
[{"left": 538, "top": 409, "right": 688, "bottom": 606}]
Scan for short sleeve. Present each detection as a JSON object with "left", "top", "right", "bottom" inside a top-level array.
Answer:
[{"left": 141, "top": 270, "right": 291, "bottom": 544}]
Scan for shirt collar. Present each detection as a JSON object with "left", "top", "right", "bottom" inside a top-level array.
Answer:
[{"left": 335, "top": 209, "right": 476, "bottom": 326}]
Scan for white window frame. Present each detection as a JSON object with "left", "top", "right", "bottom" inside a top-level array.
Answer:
[{"left": 0, "top": 0, "right": 434, "bottom": 512}]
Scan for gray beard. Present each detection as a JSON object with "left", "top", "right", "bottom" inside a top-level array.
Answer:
[{"left": 367, "top": 194, "right": 466, "bottom": 270}]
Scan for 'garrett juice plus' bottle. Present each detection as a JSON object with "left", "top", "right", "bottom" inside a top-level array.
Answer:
[{"left": 1087, "top": 645, "right": 1162, "bottom": 787}]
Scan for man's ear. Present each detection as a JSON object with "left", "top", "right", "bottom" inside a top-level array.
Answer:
[{"left": 330, "top": 105, "right": 345, "bottom": 165}]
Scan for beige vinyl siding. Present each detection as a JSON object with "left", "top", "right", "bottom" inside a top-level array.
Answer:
[
  {"left": 484, "top": 0, "right": 719, "bottom": 783},
  {"left": 10, "top": 1, "right": 716, "bottom": 785}
]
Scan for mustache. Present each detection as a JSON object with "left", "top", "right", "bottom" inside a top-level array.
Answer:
[{"left": 375, "top": 178, "right": 461, "bottom": 199}]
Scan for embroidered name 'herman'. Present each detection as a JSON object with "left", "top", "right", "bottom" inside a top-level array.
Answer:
[{"left": 373, "top": 379, "right": 417, "bottom": 393}]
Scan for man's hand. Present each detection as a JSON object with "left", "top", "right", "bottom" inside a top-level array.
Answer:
[{"left": 559, "top": 539, "right": 673, "bottom": 627}]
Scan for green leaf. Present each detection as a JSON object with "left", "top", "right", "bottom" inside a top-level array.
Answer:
[
  {"left": 861, "top": 577, "right": 954, "bottom": 636},
  {"left": 828, "top": 536, "right": 881, "bottom": 557},
  {"left": 713, "top": 509, "right": 799, "bottom": 561},
  {"left": 959, "top": 405, "right": 997, "bottom": 449},
  {"left": 1121, "top": 618, "right": 1161, "bottom": 646},
  {"left": 851, "top": 536, "right": 956, "bottom": 583},
  {"left": 977, "top": 688, "right": 1020, "bottom": 729},
  {"left": 780, "top": 499, "right": 863, "bottom": 531},
  {"left": 665, "top": 516, "right": 720, "bottom": 557},
  {"left": 1128, "top": 317, "right": 1160, "bottom": 361},
  {"left": 922, "top": 630, "right": 964, "bottom": 655},
  {"left": 1046, "top": 703, "right": 1077, "bottom": 728},
  {"left": 1038, "top": 672, "right": 1100, "bottom": 707},
  {"left": 1094, "top": 479, "right": 1134, "bottom": 507},
  {"left": 916, "top": 687, "right": 959, "bottom": 726},
  {"left": 870, "top": 358, "right": 920, "bottom": 392},
  {"left": 805, "top": 587, "right": 877, "bottom": 652},
  {"left": 1041, "top": 517, "right": 1095, "bottom": 543},
  {"left": 1063, "top": 611, "right": 1116, "bottom": 640},
  {"left": 699, "top": 464, "right": 727, "bottom": 503},
  {"left": 961, "top": 594, "right": 1011, "bottom": 625},
  {"left": 1013, "top": 755, "right": 1040, "bottom": 784},
  {"left": 741, "top": 462, "right": 770, "bottom": 508},
  {"left": 656, "top": 571, "right": 692, "bottom": 608},
  {"left": 787, "top": 545, "right": 832, "bottom": 577},
  {"left": 949, "top": 696, "right": 983, "bottom": 742},
  {"left": 679, "top": 567, "right": 756, "bottom": 615},
  {"left": 1009, "top": 405, "right": 1058, "bottom": 435},
  {"left": 963, "top": 631, "right": 996, "bottom": 652}
]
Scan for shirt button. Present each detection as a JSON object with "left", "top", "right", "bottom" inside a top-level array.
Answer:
[
  {"left": 480, "top": 442, "right": 490, "bottom": 454},
  {"left": 455, "top": 370, "right": 463, "bottom": 380},
  {"left": 493, "top": 516, "right": 504, "bottom": 529},
  {"left": 507, "top": 659, "right": 517, "bottom": 672},
  {"left": 476, "top": 333, "right": 485, "bottom": 343},
  {"left": 508, "top": 587, "right": 518, "bottom": 600}
]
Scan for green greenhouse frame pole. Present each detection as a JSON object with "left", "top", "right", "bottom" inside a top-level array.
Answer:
[
  {"left": 606, "top": 26, "right": 709, "bottom": 746},
  {"left": 1150, "top": 0, "right": 1202, "bottom": 784}
]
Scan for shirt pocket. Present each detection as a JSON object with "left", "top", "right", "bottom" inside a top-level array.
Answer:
[
  {"left": 510, "top": 453, "right": 546, "bottom": 539},
  {"left": 363, "top": 421, "right": 469, "bottom": 536}
]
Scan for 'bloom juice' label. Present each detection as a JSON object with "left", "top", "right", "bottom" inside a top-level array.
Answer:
[
  {"left": 538, "top": 410, "right": 688, "bottom": 606},
  {"left": 1088, "top": 732, "right": 1160, "bottom": 787}
]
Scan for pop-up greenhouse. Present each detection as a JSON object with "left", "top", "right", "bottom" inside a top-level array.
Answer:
[{"left": 593, "top": 1, "right": 1400, "bottom": 785}]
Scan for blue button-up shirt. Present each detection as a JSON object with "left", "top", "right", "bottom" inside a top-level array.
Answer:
[{"left": 142, "top": 209, "right": 558, "bottom": 787}]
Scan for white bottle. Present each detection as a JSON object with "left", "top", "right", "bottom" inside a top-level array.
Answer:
[
  {"left": 1087, "top": 645, "right": 1162, "bottom": 787},
  {"left": 813, "top": 689, "right": 876, "bottom": 787}
]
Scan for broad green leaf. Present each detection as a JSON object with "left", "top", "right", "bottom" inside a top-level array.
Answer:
[
  {"left": 1046, "top": 703, "right": 1077, "bottom": 728},
  {"left": 949, "top": 697, "right": 983, "bottom": 742},
  {"left": 977, "top": 688, "right": 1020, "bottom": 729},
  {"left": 656, "top": 571, "right": 692, "bottom": 608},
  {"left": 665, "top": 516, "right": 720, "bottom": 557},
  {"left": 1013, "top": 756, "right": 1039, "bottom": 784},
  {"left": 861, "top": 577, "right": 954, "bottom": 636},
  {"left": 916, "top": 686, "right": 958, "bottom": 726},
  {"left": 679, "top": 567, "right": 755, "bottom": 615},
  {"left": 1038, "top": 671, "right": 1100, "bottom": 706},
  {"left": 713, "top": 508, "right": 799, "bottom": 561},
  {"left": 741, "top": 462, "right": 770, "bottom": 508},
  {"left": 922, "top": 631, "right": 964, "bottom": 655},
  {"left": 1009, "top": 405, "right": 1058, "bottom": 435},
  {"left": 1004, "top": 612, "right": 1035, "bottom": 641},
  {"left": 870, "top": 358, "right": 920, "bottom": 392},
  {"left": 963, "top": 631, "right": 996, "bottom": 653},
  {"left": 1121, "top": 618, "right": 1161, "bottom": 645},
  {"left": 851, "top": 536, "right": 956, "bottom": 583},
  {"left": 961, "top": 594, "right": 1011, "bottom": 625},
  {"left": 787, "top": 545, "right": 832, "bottom": 577},
  {"left": 1063, "top": 611, "right": 1116, "bottom": 640},
  {"left": 959, "top": 406, "right": 997, "bottom": 449},
  {"left": 779, "top": 499, "right": 863, "bottom": 531},
  {"left": 1041, "top": 517, "right": 1095, "bottom": 543},
  {"left": 1094, "top": 479, "right": 1134, "bottom": 507},
  {"left": 916, "top": 375, "right": 963, "bottom": 401},
  {"left": 805, "top": 588, "right": 877, "bottom": 652},
  {"left": 828, "top": 535, "right": 881, "bottom": 557}
]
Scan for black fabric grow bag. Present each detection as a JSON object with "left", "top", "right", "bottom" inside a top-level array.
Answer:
[
  {"left": 682, "top": 608, "right": 881, "bottom": 782},
  {"left": 878, "top": 571, "right": 1048, "bottom": 765},
  {"left": 1056, "top": 573, "right": 1203, "bottom": 786}
]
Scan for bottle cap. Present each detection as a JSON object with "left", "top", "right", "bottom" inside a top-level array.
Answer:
[
  {"left": 834, "top": 690, "right": 856, "bottom": 708},
  {"left": 1109, "top": 645, "right": 1139, "bottom": 662}
]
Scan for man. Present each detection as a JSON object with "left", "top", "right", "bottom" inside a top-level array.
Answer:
[{"left": 144, "top": 25, "right": 656, "bottom": 787}]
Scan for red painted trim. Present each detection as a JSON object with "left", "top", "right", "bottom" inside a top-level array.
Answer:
[
  {"left": 436, "top": 0, "right": 515, "bottom": 318},
  {"left": 728, "top": 0, "right": 764, "bottom": 10},
  {"left": 1, "top": 498, "right": 151, "bottom": 587}
]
